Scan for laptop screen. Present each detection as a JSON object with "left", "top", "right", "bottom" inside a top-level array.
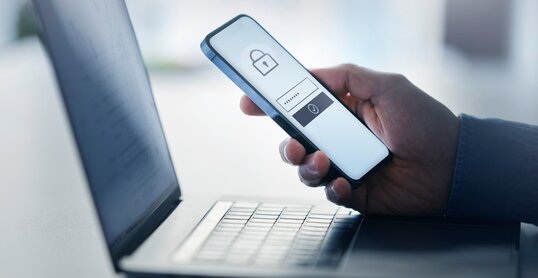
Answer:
[{"left": 33, "top": 0, "right": 180, "bottom": 248}]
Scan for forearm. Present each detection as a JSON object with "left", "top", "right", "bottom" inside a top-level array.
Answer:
[{"left": 447, "top": 114, "right": 538, "bottom": 224}]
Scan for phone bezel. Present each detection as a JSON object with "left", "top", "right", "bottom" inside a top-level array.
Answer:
[{"left": 201, "top": 14, "right": 391, "bottom": 188}]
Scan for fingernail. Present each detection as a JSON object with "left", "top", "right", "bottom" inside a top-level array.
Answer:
[
  {"left": 280, "top": 139, "right": 291, "bottom": 164},
  {"left": 326, "top": 184, "right": 340, "bottom": 203},
  {"left": 305, "top": 155, "right": 319, "bottom": 176}
]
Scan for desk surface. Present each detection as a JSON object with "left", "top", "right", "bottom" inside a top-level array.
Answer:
[{"left": 1, "top": 38, "right": 537, "bottom": 278}]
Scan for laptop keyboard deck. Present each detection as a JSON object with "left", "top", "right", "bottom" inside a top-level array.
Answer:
[{"left": 192, "top": 201, "right": 361, "bottom": 267}]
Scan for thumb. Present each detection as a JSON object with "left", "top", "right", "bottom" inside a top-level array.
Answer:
[{"left": 325, "top": 177, "right": 368, "bottom": 213}]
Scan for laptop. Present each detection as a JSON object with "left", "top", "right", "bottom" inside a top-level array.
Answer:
[{"left": 33, "top": 0, "right": 520, "bottom": 277}]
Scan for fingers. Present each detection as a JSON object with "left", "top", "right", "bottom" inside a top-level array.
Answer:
[
  {"left": 279, "top": 138, "right": 369, "bottom": 212},
  {"left": 311, "top": 64, "right": 383, "bottom": 101},
  {"left": 324, "top": 178, "right": 352, "bottom": 206},
  {"left": 239, "top": 95, "right": 265, "bottom": 116},
  {"left": 279, "top": 139, "right": 330, "bottom": 187},
  {"left": 325, "top": 178, "right": 368, "bottom": 212},
  {"left": 279, "top": 138, "right": 306, "bottom": 165},
  {"left": 298, "top": 151, "right": 330, "bottom": 187}
]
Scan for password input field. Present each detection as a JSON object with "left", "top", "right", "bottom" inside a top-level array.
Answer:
[{"left": 276, "top": 78, "right": 318, "bottom": 112}]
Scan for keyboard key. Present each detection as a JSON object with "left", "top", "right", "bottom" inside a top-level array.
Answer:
[
  {"left": 279, "top": 214, "right": 306, "bottom": 220},
  {"left": 224, "top": 214, "right": 251, "bottom": 220},
  {"left": 252, "top": 214, "right": 279, "bottom": 220},
  {"left": 266, "top": 232, "right": 296, "bottom": 239},
  {"left": 221, "top": 218, "right": 248, "bottom": 224},
  {"left": 214, "top": 227, "right": 242, "bottom": 234},
  {"left": 263, "top": 243, "right": 294, "bottom": 251},
  {"left": 268, "top": 231, "right": 292, "bottom": 238},
  {"left": 265, "top": 237, "right": 295, "bottom": 244},
  {"left": 231, "top": 243, "right": 261, "bottom": 252},
  {"left": 294, "top": 241, "right": 323, "bottom": 250},
  {"left": 278, "top": 219, "right": 304, "bottom": 224},
  {"left": 271, "top": 239, "right": 298, "bottom": 245},
  {"left": 254, "top": 210, "right": 282, "bottom": 216},
  {"left": 298, "top": 230, "right": 326, "bottom": 237},
  {"left": 208, "top": 232, "right": 238, "bottom": 239},
  {"left": 212, "top": 232, "right": 241, "bottom": 239},
  {"left": 226, "top": 211, "right": 253, "bottom": 216},
  {"left": 281, "top": 211, "right": 309, "bottom": 216},
  {"left": 310, "top": 206, "right": 337, "bottom": 214},
  {"left": 274, "top": 222, "right": 302, "bottom": 229},
  {"left": 217, "top": 222, "right": 244, "bottom": 228},
  {"left": 240, "top": 228, "right": 268, "bottom": 235},
  {"left": 283, "top": 209, "right": 310, "bottom": 215},
  {"left": 266, "top": 233, "right": 296, "bottom": 240},
  {"left": 232, "top": 201, "right": 259, "bottom": 208},
  {"left": 301, "top": 225, "right": 328, "bottom": 231},
  {"left": 243, "top": 225, "right": 272, "bottom": 232},
  {"left": 297, "top": 237, "right": 325, "bottom": 245},
  {"left": 228, "top": 207, "right": 256, "bottom": 214},
  {"left": 214, "top": 227, "right": 243, "bottom": 234},
  {"left": 285, "top": 204, "right": 311, "bottom": 210},
  {"left": 308, "top": 213, "right": 335, "bottom": 219},
  {"left": 272, "top": 226, "right": 300, "bottom": 233},
  {"left": 295, "top": 236, "right": 323, "bottom": 243},
  {"left": 260, "top": 244, "right": 291, "bottom": 252},
  {"left": 305, "top": 217, "right": 333, "bottom": 224},
  {"left": 250, "top": 218, "right": 276, "bottom": 224},
  {"left": 247, "top": 222, "right": 274, "bottom": 229},
  {"left": 303, "top": 222, "right": 331, "bottom": 228},
  {"left": 258, "top": 203, "right": 286, "bottom": 209}
]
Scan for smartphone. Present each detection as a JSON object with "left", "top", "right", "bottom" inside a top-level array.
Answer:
[{"left": 201, "top": 15, "right": 389, "bottom": 188}]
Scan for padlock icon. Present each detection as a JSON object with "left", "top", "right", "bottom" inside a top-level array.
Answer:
[{"left": 250, "top": 49, "right": 278, "bottom": 76}]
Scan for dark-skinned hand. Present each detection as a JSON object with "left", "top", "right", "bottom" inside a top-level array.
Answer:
[{"left": 240, "top": 64, "right": 460, "bottom": 216}]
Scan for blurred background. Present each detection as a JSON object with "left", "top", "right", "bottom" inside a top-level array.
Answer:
[
  {"left": 0, "top": 1, "right": 537, "bottom": 277},
  {"left": 3, "top": 0, "right": 537, "bottom": 200},
  {"left": 1, "top": 0, "right": 537, "bottom": 121}
]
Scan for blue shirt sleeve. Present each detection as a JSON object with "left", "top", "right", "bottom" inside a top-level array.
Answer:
[{"left": 447, "top": 114, "right": 538, "bottom": 224}]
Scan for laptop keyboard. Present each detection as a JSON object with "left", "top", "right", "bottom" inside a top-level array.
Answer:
[{"left": 193, "top": 201, "right": 361, "bottom": 267}]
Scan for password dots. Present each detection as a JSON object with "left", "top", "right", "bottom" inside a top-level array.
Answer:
[{"left": 284, "top": 92, "right": 300, "bottom": 105}]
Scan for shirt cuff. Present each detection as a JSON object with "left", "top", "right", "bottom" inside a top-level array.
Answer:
[{"left": 446, "top": 114, "right": 538, "bottom": 224}]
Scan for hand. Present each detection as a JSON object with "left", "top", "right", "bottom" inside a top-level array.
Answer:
[{"left": 240, "top": 64, "right": 460, "bottom": 216}]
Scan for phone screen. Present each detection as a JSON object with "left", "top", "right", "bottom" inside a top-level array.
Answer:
[{"left": 208, "top": 16, "right": 388, "bottom": 181}]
